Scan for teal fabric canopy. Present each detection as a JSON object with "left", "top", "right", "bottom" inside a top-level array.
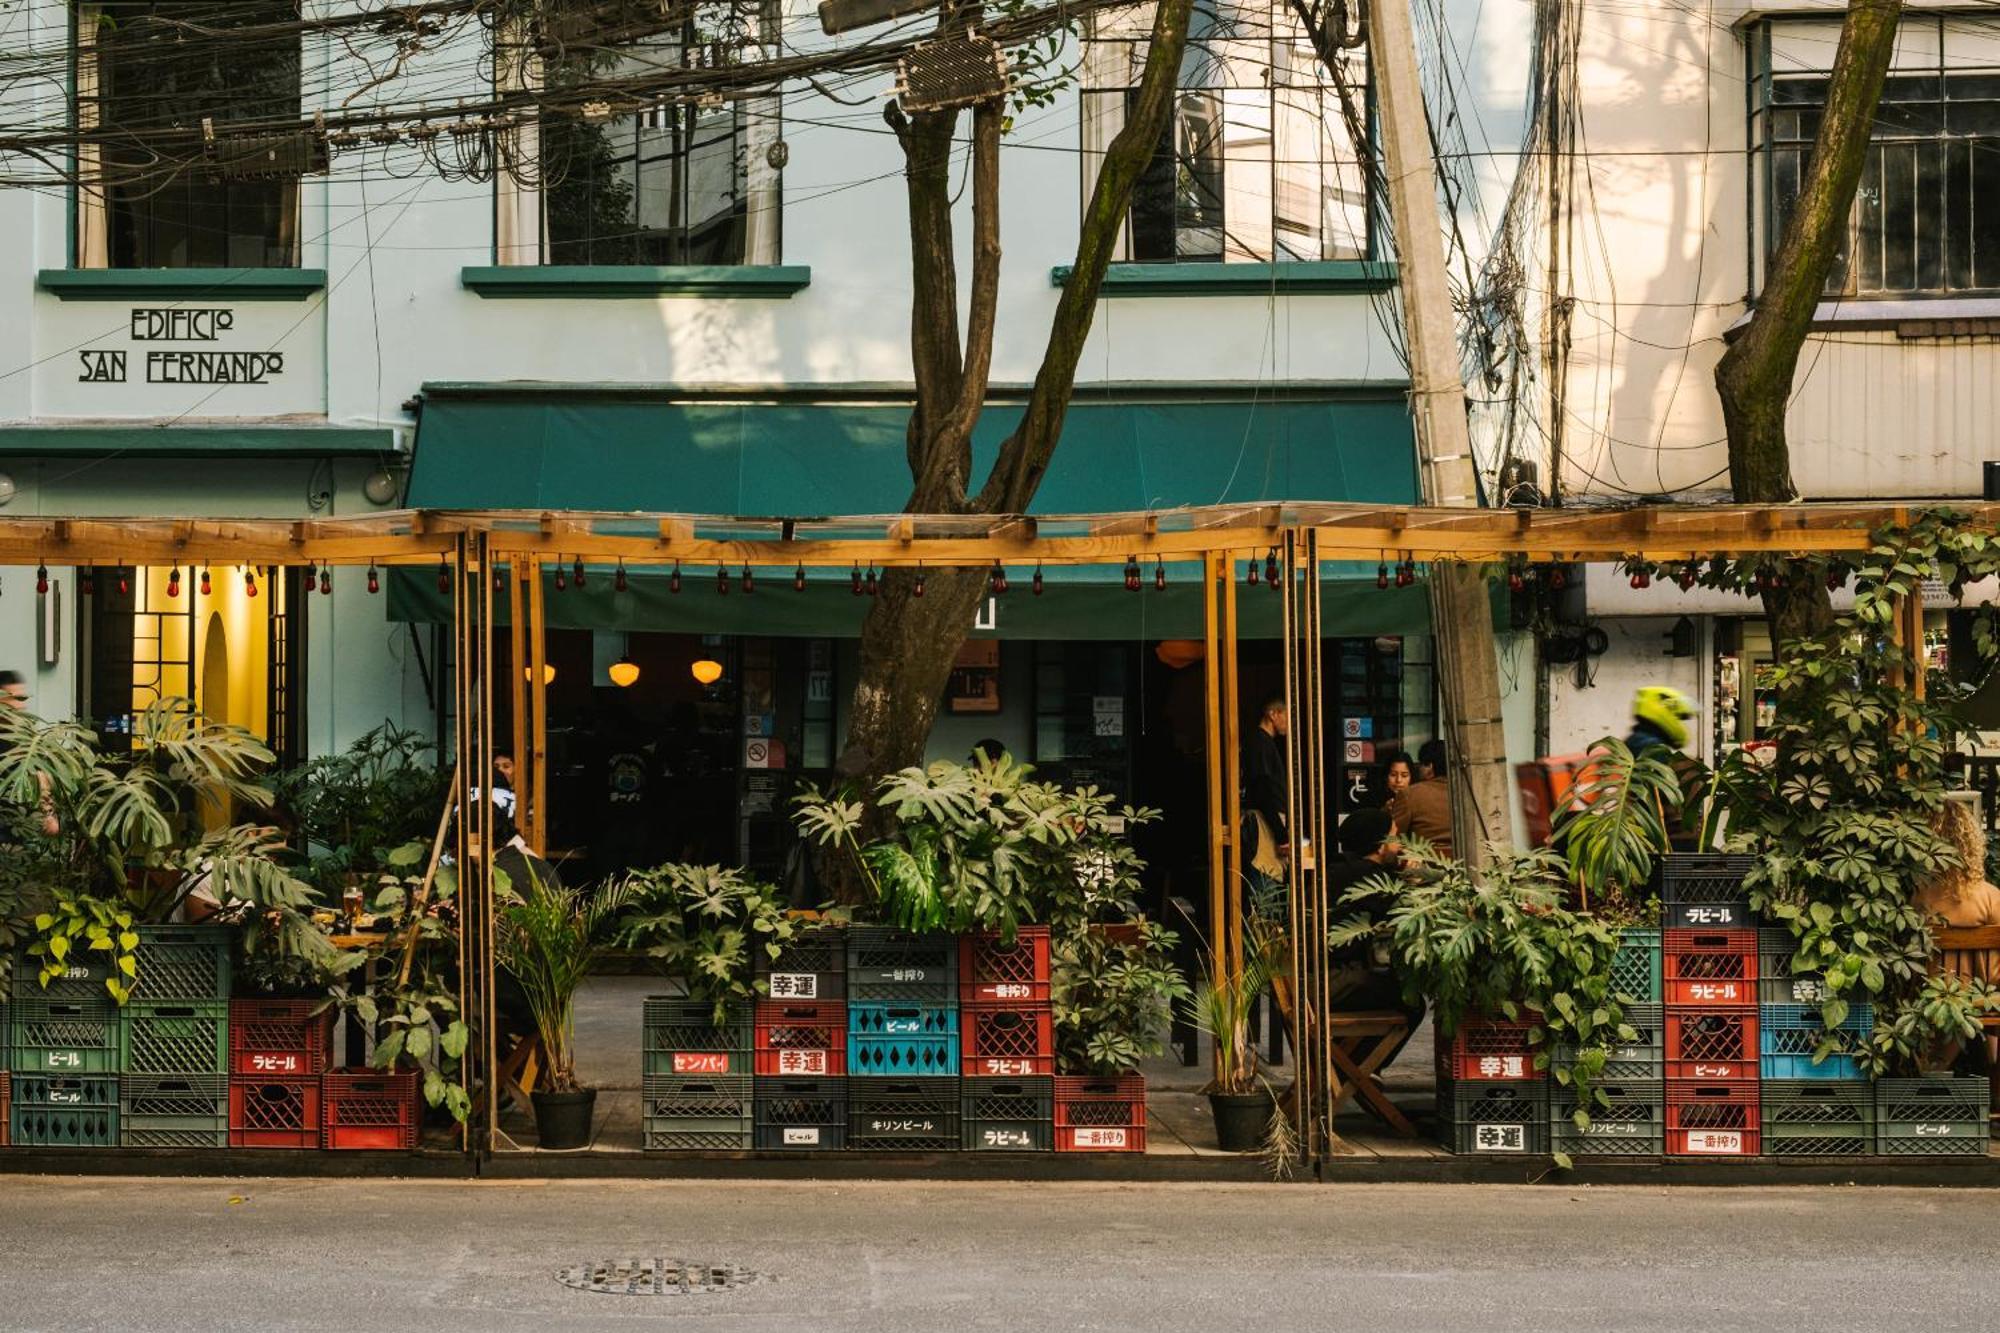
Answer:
[{"left": 405, "top": 386, "right": 1418, "bottom": 513}]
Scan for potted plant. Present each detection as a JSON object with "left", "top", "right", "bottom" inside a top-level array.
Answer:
[
  {"left": 615, "top": 863, "right": 798, "bottom": 1017},
  {"left": 274, "top": 723, "right": 450, "bottom": 894},
  {"left": 495, "top": 863, "right": 632, "bottom": 1149},
  {"left": 1193, "top": 947, "right": 1282, "bottom": 1152}
]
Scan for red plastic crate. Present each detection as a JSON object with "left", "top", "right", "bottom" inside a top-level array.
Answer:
[
  {"left": 960, "top": 928, "right": 1052, "bottom": 1005},
  {"left": 321, "top": 1069, "right": 419, "bottom": 1151},
  {"left": 962, "top": 1005, "right": 1055, "bottom": 1077},
  {"left": 1054, "top": 1073, "right": 1146, "bottom": 1152},
  {"left": 1439, "top": 1018, "right": 1541, "bottom": 1082},
  {"left": 753, "top": 1000, "right": 848, "bottom": 1077},
  {"left": 1, "top": 1071, "right": 9, "bottom": 1148},
  {"left": 229, "top": 999, "right": 335, "bottom": 1078},
  {"left": 1664, "top": 1009, "right": 1760, "bottom": 1080},
  {"left": 1663, "top": 930, "right": 1758, "bottom": 1007},
  {"left": 1666, "top": 1079, "right": 1761, "bottom": 1156},
  {"left": 229, "top": 1076, "right": 324, "bottom": 1149}
]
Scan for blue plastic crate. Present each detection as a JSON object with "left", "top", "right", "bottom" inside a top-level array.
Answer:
[
  {"left": 848, "top": 1001, "right": 959, "bottom": 1077},
  {"left": 1759, "top": 1002, "right": 1873, "bottom": 1080}
]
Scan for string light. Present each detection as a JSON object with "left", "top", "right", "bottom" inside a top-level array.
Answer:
[
  {"left": 1264, "top": 548, "right": 1280, "bottom": 588},
  {"left": 865, "top": 563, "right": 879, "bottom": 597},
  {"left": 320, "top": 562, "right": 334, "bottom": 596},
  {"left": 989, "top": 561, "right": 1008, "bottom": 595},
  {"left": 1154, "top": 556, "right": 1166, "bottom": 590},
  {"left": 437, "top": 556, "right": 451, "bottom": 594},
  {"left": 1032, "top": 562, "right": 1044, "bottom": 596},
  {"left": 199, "top": 567, "right": 212, "bottom": 596},
  {"left": 572, "top": 554, "right": 586, "bottom": 588},
  {"left": 614, "top": 558, "right": 628, "bottom": 593},
  {"left": 669, "top": 560, "right": 682, "bottom": 594},
  {"left": 1376, "top": 558, "right": 1390, "bottom": 591},
  {"left": 553, "top": 556, "right": 566, "bottom": 592},
  {"left": 716, "top": 562, "right": 730, "bottom": 595},
  {"left": 851, "top": 562, "right": 864, "bottom": 596},
  {"left": 1395, "top": 555, "right": 1416, "bottom": 589},
  {"left": 366, "top": 561, "right": 379, "bottom": 595},
  {"left": 166, "top": 567, "right": 181, "bottom": 599},
  {"left": 116, "top": 568, "right": 130, "bottom": 596},
  {"left": 912, "top": 564, "right": 926, "bottom": 597},
  {"left": 492, "top": 563, "right": 506, "bottom": 592},
  {"left": 794, "top": 562, "right": 807, "bottom": 592},
  {"left": 80, "top": 567, "right": 94, "bottom": 597},
  {"left": 1123, "top": 554, "right": 1141, "bottom": 591},
  {"left": 245, "top": 566, "right": 259, "bottom": 599},
  {"left": 35, "top": 563, "right": 48, "bottom": 596},
  {"left": 741, "top": 564, "right": 755, "bottom": 594},
  {"left": 1248, "top": 556, "right": 1261, "bottom": 586}
]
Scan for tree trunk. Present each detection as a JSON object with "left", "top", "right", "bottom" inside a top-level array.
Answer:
[
  {"left": 836, "top": 0, "right": 1198, "bottom": 786},
  {"left": 1715, "top": 0, "right": 1901, "bottom": 644}
]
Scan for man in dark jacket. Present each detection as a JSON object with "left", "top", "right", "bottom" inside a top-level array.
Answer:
[{"left": 1242, "top": 694, "right": 1289, "bottom": 866}]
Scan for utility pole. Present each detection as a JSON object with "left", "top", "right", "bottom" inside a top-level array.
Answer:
[{"left": 1367, "top": 0, "right": 1513, "bottom": 864}]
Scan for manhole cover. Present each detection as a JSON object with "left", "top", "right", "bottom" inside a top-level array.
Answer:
[{"left": 556, "top": 1259, "right": 762, "bottom": 1295}]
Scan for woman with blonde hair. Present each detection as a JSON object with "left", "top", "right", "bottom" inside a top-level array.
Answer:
[{"left": 1914, "top": 798, "right": 2000, "bottom": 984}]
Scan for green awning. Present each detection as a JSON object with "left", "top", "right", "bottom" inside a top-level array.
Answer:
[
  {"left": 0, "top": 426, "right": 396, "bottom": 457},
  {"left": 387, "top": 566, "right": 1440, "bottom": 639},
  {"left": 405, "top": 385, "right": 1417, "bottom": 513}
]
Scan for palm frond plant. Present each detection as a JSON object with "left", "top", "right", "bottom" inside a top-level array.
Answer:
[
  {"left": 495, "top": 864, "right": 633, "bottom": 1095},
  {"left": 1193, "top": 945, "right": 1280, "bottom": 1097},
  {"left": 1552, "top": 738, "right": 1684, "bottom": 912},
  {"left": 273, "top": 722, "right": 450, "bottom": 889}
]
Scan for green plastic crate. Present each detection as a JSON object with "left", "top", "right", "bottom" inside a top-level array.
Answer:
[
  {"left": 120, "top": 1001, "right": 229, "bottom": 1076},
  {"left": 8, "top": 950, "right": 117, "bottom": 1004},
  {"left": 121, "top": 1073, "right": 229, "bottom": 1148},
  {"left": 129, "top": 926, "right": 232, "bottom": 1002},
  {"left": 641, "top": 998, "right": 751, "bottom": 1078},
  {"left": 9, "top": 1073, "right": 118, "bottom": 1147},
  {"left": 1876, "top": 1076, "right": 1988, "bottom": 1156},
  {"left": 1550, "top": 1079, "right": 1664, "bottom": 1158},
  {"left": 1552, "top": 1003, "right": 1663, "bottom": 1081},
  {"left": 1762, "top": 1080, "right": 1875, "bottom": 1156},
  {"left": 10, "top": 996, "right": 118, "bottom": 1073},
  {"left": 641, "top": 1073, "right": 752, "bottom": 1151},
  {"left": 1610, "top": 929, "right": 1663, "bottom": 1003}
]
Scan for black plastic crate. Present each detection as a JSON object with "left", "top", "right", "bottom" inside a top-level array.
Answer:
[
  {"left": 129, "top": 925, "right": 232, "bottom": 1002},
  {"left": 1550, "top": 1080, "right": 1664, "bottom": 1158},
  {"left": 641, "top": 997, "right": 752, "bottom": 1078},
  {"left": 10, "top": 995, "right": 118, "bottom": 1073},
  {"left": 1552, "top": 1003, "right": 1663, "bottom": 1081},
  {"left": 1762, "top": 1080, "right": 1874, "bottom": 1157},
  {"left": 121, "top": 1073, "right": 229, "bottom": 1148},
  {"left": 754, "top": 1075, "right": 847, "bottom": 1151},
  {"left": 9, "top": 1073, "right": 118, "bottom": 1148},
  {"left": 641, "top": 1073, "right": 752, "bottom": 1151},
  {"left": 756, "top": 928, "right": 847, "bottom": 1002},
  {"left": 1756, "top": 928, "right": 1828, "bottom": 1005},
  {"left": 1877, "top": 1075, "right": 1988, "bottom": 1156},
  {"left": 1654, "top": 854, "right": 1757, "bottom": 930},
  {"left": 962, "top": 1075, "right": 1054, "bottom": 1152},
  {"left": 1438, "top": 1078, "right": 1550, "bottom": 1154},
  {"left": 845, "top": 928, "right": 957, "bottom": 1003},
  {"left": 848, "top": 1077, "right": 962, "bottom": 1151}
]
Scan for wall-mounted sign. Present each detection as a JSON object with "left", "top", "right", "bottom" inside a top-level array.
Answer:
[
  {"left": 40, "top": 300, "right": 323, "bottom": 418},
  {"left": 947, "top": 640, "right": 1000, "bottom": 713},
  {"left": 75, "top": 309, "right": 288, "bottom": 386}
]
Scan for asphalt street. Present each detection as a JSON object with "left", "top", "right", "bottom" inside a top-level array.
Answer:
[{"left": 0, "top": 1176, "right": 1991, "bottom": 1331}]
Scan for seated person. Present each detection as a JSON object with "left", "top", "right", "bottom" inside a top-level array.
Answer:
[
  {"left": 1915, "top": 799, "right": 2000, "bottom": 984},
  {"left": 1328, "top": 808, "right": 1426, "bottom": 1069}
]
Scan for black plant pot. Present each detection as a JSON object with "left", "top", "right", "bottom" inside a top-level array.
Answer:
[
  {"left": 1207, "top": 1090, "right": 1276, "bottom": 1153},
  {"left": 532, "top": 1088, "right": 597, "bottom": 1150}
]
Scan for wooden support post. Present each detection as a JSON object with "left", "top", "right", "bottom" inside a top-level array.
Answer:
[
  {"left": 1222, "top": 553, "right": 1243, "bottom": 991},
  {"left": 525, "top": 557, "right": 550, "bottom": 858},
  {"left": 1203, "top": 551, "right": 1227, "bottom": 1082},
  {"left": 507, "top": 557, "right": 528, "bottom": 840}
]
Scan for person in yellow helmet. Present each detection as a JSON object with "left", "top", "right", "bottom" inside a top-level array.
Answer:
[{"left": 1626, "top": 685, "right": 1697, "bottom": 754}]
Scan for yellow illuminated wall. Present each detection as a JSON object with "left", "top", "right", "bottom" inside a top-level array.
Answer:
[{"left": 134, "top": 565, "right": 272, "bottom": 741}]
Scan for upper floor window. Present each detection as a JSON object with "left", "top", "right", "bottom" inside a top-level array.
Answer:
[
  {"left": 79, "top": 1, "right": 303, "bottom": 268},
  {"left": 1752, "top": 15, "right": 2000, "bottom": 299},
  {"left": 517, "top": 0, "right": 782, "bottom": 266},
  {"left": 1080, "top": 0, "right": 1371, "bottom": 264}
]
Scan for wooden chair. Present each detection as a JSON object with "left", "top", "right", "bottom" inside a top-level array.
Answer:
[
  {"left": 1270, "top": 976, "right": 1417, "bottom": 1138},
  {"left": 496, "top": 1032, "right": 543, "bottom": 1112},
  {"left": 1933, "top": 926, "right": 2000, "bottom": 1115}
]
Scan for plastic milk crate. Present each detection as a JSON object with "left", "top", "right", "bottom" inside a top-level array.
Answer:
[
  {"left": 959, "top": 928, "right": 1052, "bottom": 1006},
  {"left": 1761, "top": 1080, "right": 1875, "bottom": 1156},
  {"left": 1552, "top": 1003, "right": 1663, "bottom": 1081},
  {"left": 229, "top": 1077, "right": 323, "bottom": 1149},
  {"left": 1666, "top": 1080, "right": 1761, "bottom": 1157},
  {"left": 961, "top": 1005, "right": 1056, "bottom": 1077},
  {"left": 120, "top": 1001, "right": 229, "bottom": 1076},
  {"left": 0, "top": 1072, "right": 8, "bottom": 1148},
  {"left": 642, "top": 998, "right": 753, "bottom": 1078},
  {"left": 8, "top": 950, "right": 117, "bottom": 1003},
  {"left": 754, "top": 1076, "right": 847, "bottom": 1150},
  {"left": 120, "top": 1073, "right": 229, "bottom": 1149},
  {"left": 229, "top": 1000, "right": 334, "bottom": 1078},
  {"left": 129, "top": 925, "right": 233, "bottom": 1001},
  {"left": 962, "top": 1076, "right": 1054, "bottom": 1152},
  {"left": 642, "top": 1074, "right": 753, "bottom": 1151},
  {"left": 1610, "top": 929, "right": 1663, "bottom": 1003},
  {"left": 322, "top": 1068, "right": 419, "bottom": 1151},
  {"left": 1440, "top": 1018, "right": 1542, "bottom": 1082},
  {"left": 1654, "top": 854, "right": 1757, "bottom": 930},
  {"left": 848, "top": 1002, "right": 960, "bottom": 1077},
  {"left": 1876, "top": 1076, "right": 1989, "bottom": 1156},
  {"left": 8, "top": 1073, "right": 118, "bottom": 1148},
  {"left": 1758, "top": 1003, "right": 1874, "bottom": 1080},
  {"left": 845, "top": 928, "right": 957, "bottom": 1003},
  {"left": 1756, "top": 928, "right": 1828, "bottom": 1005},
  {"left": 1053, "top": 1074, "right": 1147, "bottom": 1152},
  {"left": 1663, "top": 930, "right": 1759, "bottom": 1008},
  {"left": 847, "top": 1077, "right": 962, "bottom": 1151},
  {"left": 1664, "top": 1008, "right": 1760, "bottom": 1080},
  {"left": 9, "top": 996, "right": 118, "bottom": 1073},
  {"left": 1550, "top": 1080, "right": 1664, "bottom": 1158},
  {"left": 755, "top": 928, "right": 847, "bottom": 1002},
  {"left": 753, "top": 1000, "right": 847, "bottom": 1077},
  {"left": 1439, "top": 1078, "right": 1550, "bottom": 1155}
]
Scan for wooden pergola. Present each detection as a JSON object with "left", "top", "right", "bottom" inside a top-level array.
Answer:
[{"left": 0, "top": 499, "right": 1969, "bottom": 1161}]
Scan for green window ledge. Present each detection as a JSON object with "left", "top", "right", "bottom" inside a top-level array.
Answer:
[
  {"left": 37, "top": 268, "right": 327, "bottom": 301},
  {"left": 1050, "top": 260, "right": 1398, "bottom": 296},
  {"left": 460, "top": 265, "right": 812, "bottom": 299}
]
